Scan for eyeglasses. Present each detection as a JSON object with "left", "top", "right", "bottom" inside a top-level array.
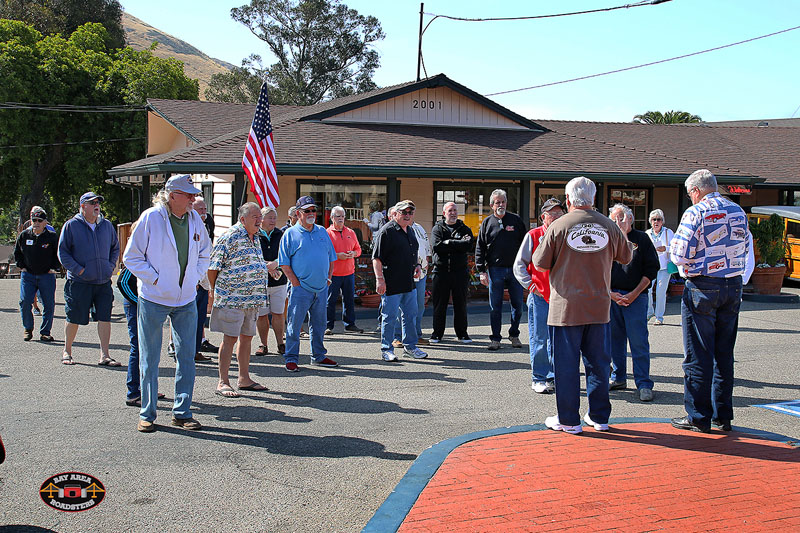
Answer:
[
  {"left": 173, "top": 191, "right": 196, "bottom": 199},
  {"left": 651, "top": 218, "right": 663, "bottom": 222},
  {"left": 399, "top": 210, "right": 415, "bottom": 216},
  {"left": 84, "top": 200, "right": 101, "bottom": 205},
  {"left": 31, "top": 217, "right": 44, "bottom": 223},
  {"left": 686, "top": 187, "right": 699, "bottom": 199},
  {"left": 302, "top": 208, "right": 317, "bottom": 214}
]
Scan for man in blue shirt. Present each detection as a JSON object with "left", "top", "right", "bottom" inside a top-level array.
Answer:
[
  {"left": 279, "top": 196, "right": 338, "bottom": 372},
  {"left": 669, "top": 169, "right": 749, "bottom": 433}
]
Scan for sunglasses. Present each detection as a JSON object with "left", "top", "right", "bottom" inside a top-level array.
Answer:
[
  {"left": 651, "top": 218, "right": 663, "bottom": 222},
  {"left": 302, "top": 208, "right": 317, "bottom": 213},
  {"left": 399, "top": 210, "right": 415, "bottom": 216},
  {"left": 84, "top": 200, "right": 101, "bottom": 205},
  {"left": 31, "top": 217, "right": 45, "bottom": 223}
]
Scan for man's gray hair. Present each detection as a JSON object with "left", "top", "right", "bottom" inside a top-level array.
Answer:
[
  {"left": 649, "top": 208, "right": 664, "bottom": 221},
  {"left": 609, "top": 203, "right": 633, "bottom": 221},
  {"left": 489, "top": 189, "right": 507, "bottom": 205},
  {"left": 238, "top": 202, "right": 261, "bottom": 219},
  {"left": 565, "top": 176, "right": 596, "bottom": 207},
  {"left": 287, "top": 206, "right": 297, "bottom": 218},
  {"left": 685, "top": 169, "right": 717, "bottom": 192},
  {"left": 331, "top": 205, "right": 346, "bottom": 217},
  {"left": 261, "top": 206, "right": 277, "bottom": 217}
]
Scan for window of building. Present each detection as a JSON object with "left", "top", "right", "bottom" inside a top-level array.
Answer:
[
  {"left": 779, "top": 189, "right": 800, "bottom": 206},
  {"left": 298, "top": 182, "right": 387, "bottom": 244},
  {"left": 608, "top": 188, "right": 649, "bottom": 230},
  {"left": 434, "top": 183, "right": 520, "bottom": 236}
]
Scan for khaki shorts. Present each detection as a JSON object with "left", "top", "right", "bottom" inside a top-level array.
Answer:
[
  {"left": 263, "top": 284, "right": 288, "bottom": 314},
  {"left": 210, "top": 307, "right": 259, "bottom": 337}
]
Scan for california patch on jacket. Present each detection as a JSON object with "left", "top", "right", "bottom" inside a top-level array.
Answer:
[{"left": 566, "top": 223, "right": 610, "bottom": 252}]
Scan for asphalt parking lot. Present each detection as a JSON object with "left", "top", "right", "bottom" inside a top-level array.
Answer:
[{"left": 0, "top": 278, "right": 798, "bottom": 532}]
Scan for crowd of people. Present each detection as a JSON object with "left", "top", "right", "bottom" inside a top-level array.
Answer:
[{"left": 14, "top": 169, "right": 751, "bottom": 435}]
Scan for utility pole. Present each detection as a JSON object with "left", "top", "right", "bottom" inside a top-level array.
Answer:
[{"left": 416, "top": 2, "right": 424, "bottom": 81}]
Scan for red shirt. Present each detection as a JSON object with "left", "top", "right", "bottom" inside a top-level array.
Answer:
[
  {"left": 327, "top": 225, "right": 362, "bottom": 277},
  {"left": 527, "top": 226, "right": 551, "bottom": 302}
]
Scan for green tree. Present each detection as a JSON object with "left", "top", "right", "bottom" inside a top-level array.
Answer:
[
  {"left": 632, "top": 110, "right": 702, "bottom": 124},
  {"left": 204, "top": 54, "right": 266, "bottom": 104},
  {"left": 231, "top": 0, "right": 384, "bottom": 105},
  {"left": 0, "top": 0, "right": 125, "bottom": 49},
  {"left": 0, "top": 19, "right": 198, "bottom": 233}
]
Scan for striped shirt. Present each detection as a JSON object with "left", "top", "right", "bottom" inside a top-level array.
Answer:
[{"left": 669, "top": 192, "right": 749, "bottom": 278}]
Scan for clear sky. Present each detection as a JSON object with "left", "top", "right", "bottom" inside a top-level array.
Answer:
[{"left": 119, "top": 0, "right": 800, "bottom": 122}]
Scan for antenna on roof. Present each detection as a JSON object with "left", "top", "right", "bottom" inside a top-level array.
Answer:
[{"left": 417, "top": 3, "right": 424, "bottom": 82}]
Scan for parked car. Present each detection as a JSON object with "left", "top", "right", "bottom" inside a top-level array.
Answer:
[{"left": 748, "top": 206, "right": 800, "bottom": 280}]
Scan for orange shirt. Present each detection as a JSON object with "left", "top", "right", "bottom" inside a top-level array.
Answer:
[{"left": 327, "top": 225, "right": 362, "bottom": 277}]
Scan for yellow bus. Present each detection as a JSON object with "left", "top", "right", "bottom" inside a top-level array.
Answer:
[{"left": 749, "top": 206, "right": 800, "bottom": 280}]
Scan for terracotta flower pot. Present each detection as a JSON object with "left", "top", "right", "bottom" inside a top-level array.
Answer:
[
  {"left": 359, "top": 293, "right": 382, "bottom": 308},
  {"left": 667, "top": 282, "right": 685, "bottom": 297},
  {"left": 750, "top": 265, "right": 787, "bottom": 295}
]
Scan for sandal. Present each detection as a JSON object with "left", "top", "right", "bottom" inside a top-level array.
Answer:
[
  {"left": 238, "top": 382, "right": 268, "bottom": 391},
  {"left": 61, "top": 354, "right": 74, "bottom": 365},
  {"left": 215, "top": 384, "right": 239, "bottom": 398},
  {"left": 254, "top": 345, "right": 269, "bottom": 356},
  {"left": 98, "top": 357, "right": 121, "bottom": 367}
]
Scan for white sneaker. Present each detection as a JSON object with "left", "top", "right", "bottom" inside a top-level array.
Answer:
[
  {"left": 381, "top": 350, "right": 398, "bottom": 362},
  {"left": 532, "top": 381, "right": 554, "bottom": 394},
  {"left": 545, "top": 415, "right": 582, "bottom": 434},
  {"left": 403, "top": 347, "right": 428, "bottom": 359},
  {"left": 583, "top": 413, "right": 610, "bottom": 431},
  {"left": 459, "top": 336, "right": 473, "bottom": 344},
  {"left": 429, "top": 337, "right": 441, "bottom": 344}
]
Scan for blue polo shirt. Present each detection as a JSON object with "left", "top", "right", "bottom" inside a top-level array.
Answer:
[{"left": 278, "top": 223, "right": 337, "bottom": 293}]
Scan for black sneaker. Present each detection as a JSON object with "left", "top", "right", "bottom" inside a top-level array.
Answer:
[
  {"left": 711, "top": 419, "right": 732, "bottom": 431},
  {"left": 344, "top": 324, "right": 364, "bottom": 333},
  {"left": 200, "top": 340, "right": 218, "bottom": 353},
  {"left": 671, "top": 416, "right": 710, "bottom": 433}
]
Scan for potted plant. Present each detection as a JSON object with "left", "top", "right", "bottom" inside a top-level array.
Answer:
[
  {"left": 667, "top": 275, "right": 685, "bottom": 298},
  {"left": 355, "top": 272, "right": 381, "bottom": 307},
  {"left": 749, "top": 213, "right": 787, "bottom": 295}
]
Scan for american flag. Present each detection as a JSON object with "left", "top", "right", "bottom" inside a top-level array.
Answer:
[{"left": 242, "top": 83, "right": 279, "bottom": 208}]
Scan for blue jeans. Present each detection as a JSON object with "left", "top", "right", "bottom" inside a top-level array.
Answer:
[
  {"left": 285, "top": 285, "right": 328, "bottom": 364},
  {"left": 19, "top": 271, "right": 56, "bottom": 335},
  {"left": 647, "top": 269, "right": 670, "bottom": 321},
  {"left": 124, "top": 300, "right": 140, "bottom": 401},
  {"left": 138, "top": 298, "right": 197, "bottom": 422},
  {"left": 395, "top": 276, "right": 426, "bottom": 340},
  {"left": 681, "top": 276, "right": 742, "bottom": 427},
  {"left": 381, "top": 290, "right": 418, "bottom": 351},
  {"left": 609, "top": 290, "right": 653, "bottom": 389},
  {"left": 327, "top": 273, "right": 356, "bottom": 329},
  {"left": 550, "top": 323, "right": 612, "bottom": 427},
  {"left": 195, "top": 286, "right": 209, "bottom": 352},
  {"left": 488, "top": 267, "right": 524, "bottom": 341},
  {"left": 527, "top": 292, "right": 553, "bottom": 384}
]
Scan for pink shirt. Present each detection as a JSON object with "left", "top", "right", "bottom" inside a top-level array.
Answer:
[{"left": 327, "top": 225, "right": 362, "bottom": 277}]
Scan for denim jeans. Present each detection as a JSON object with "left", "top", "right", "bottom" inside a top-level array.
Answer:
[
  {"left": 195, "top": 286, "right": 209, "bottom": 352},
  {"left": 381, "top": 290, "right": 418, "bottom": 351},
  {"left": 327, "top": 273, "right": 356, "bottom": 329},
  {"left": 285, "top": 285, "right": 328, "bottom": 364},
  {"left": 19, "top": 271, "right": 56, "bottom": 335},
  {"left": 527, "top": 292, "right": 553, "bottom": 384},
  {"left": 681, "top": 275, "right": 742, "bottom": 427},
  {"left": 123, "top": 300, "right": 140, "bottom": 401},
  {"left": 609, "top": 290, "right": 653, "bottom": 390},
  {"left": 647, "top": 269, "right": 670, "bottom": 321},
  {"left": 550, "top": 323, "right": 612, "bottom": 427},
  {"left": 488, "top": 267, "right": 524, "bottom": 341},
  {"left": 395, "top": 276, "right": 425, "bottom": 340},
  {"left": 138, "top": 298, "right": 197, "bottom": 422}
]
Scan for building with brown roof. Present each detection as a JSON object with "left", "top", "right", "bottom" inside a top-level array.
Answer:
[{"left": 108, "top": 74, "right": 800, "bottom": 240}]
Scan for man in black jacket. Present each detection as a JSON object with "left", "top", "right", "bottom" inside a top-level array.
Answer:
[
  {"left": 608, "top": 204, "right": 660, "bottom": 402},
  {"left": 475, "top": 189, "right": 527, "bottom": 350},
  {"left": 430, "top": 202, "right": 474, "bottom": 343},
  {"left": 14, "top": 206, "right": 60, "bottom": 341}
]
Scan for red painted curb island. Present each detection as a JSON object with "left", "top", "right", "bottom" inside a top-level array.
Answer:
[{"left": 398, "top": 423, "right": 800, "bottom": 532}]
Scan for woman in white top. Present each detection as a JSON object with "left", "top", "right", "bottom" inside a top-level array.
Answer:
[{"left": 645, "top": 209, "right": 674, "bottom": 325}]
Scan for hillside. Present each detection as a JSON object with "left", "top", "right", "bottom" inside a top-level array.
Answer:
[{"left": 122, "top": 12, "right": 236, "bottom": 100}]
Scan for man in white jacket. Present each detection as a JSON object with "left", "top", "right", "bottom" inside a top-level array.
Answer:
[{"left": 124, "top": 175, "right": 211, "bottom": 433}]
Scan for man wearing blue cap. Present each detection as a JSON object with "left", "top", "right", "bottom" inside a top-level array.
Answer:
[
  {"left": 58, "top": 191, "right": 120, "bottom": 366},
  {"left": 124, "top": 175, "right": 211, "bottom": 432},
  {"left": 278, "top": 195, "right": 339, "bottom": 372}
]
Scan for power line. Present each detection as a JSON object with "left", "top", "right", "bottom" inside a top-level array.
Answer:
[
  {"left": 424, "top": 0, "right": 665, "bottom": 23},
  {"left": 486, "top": 24, "right": 800, "bottom": 96},
  {"left": 0, "top": 136, "right": 146, "bottom": 150},
  {"left": 0, "top": 102, "right": 145, "bottom": 113}
]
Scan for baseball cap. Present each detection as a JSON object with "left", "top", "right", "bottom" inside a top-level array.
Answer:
[
  {"left": 394, "top": 199, "right": 416, "bottom": 212},
  {"left": 80, "top": 192, "right": 104, "bottom": 205},
  {"left": 295, "top": 195, "right": 316, "bottom": 210},
  {"left": 540, "top": 198, "right": 564, "bottom": 215},
  {"left": 30, "top": 206, "right": 47, "bottom": 219},
  {"left": 165, "top": 174, "right": 202, "bottom": 195}
]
